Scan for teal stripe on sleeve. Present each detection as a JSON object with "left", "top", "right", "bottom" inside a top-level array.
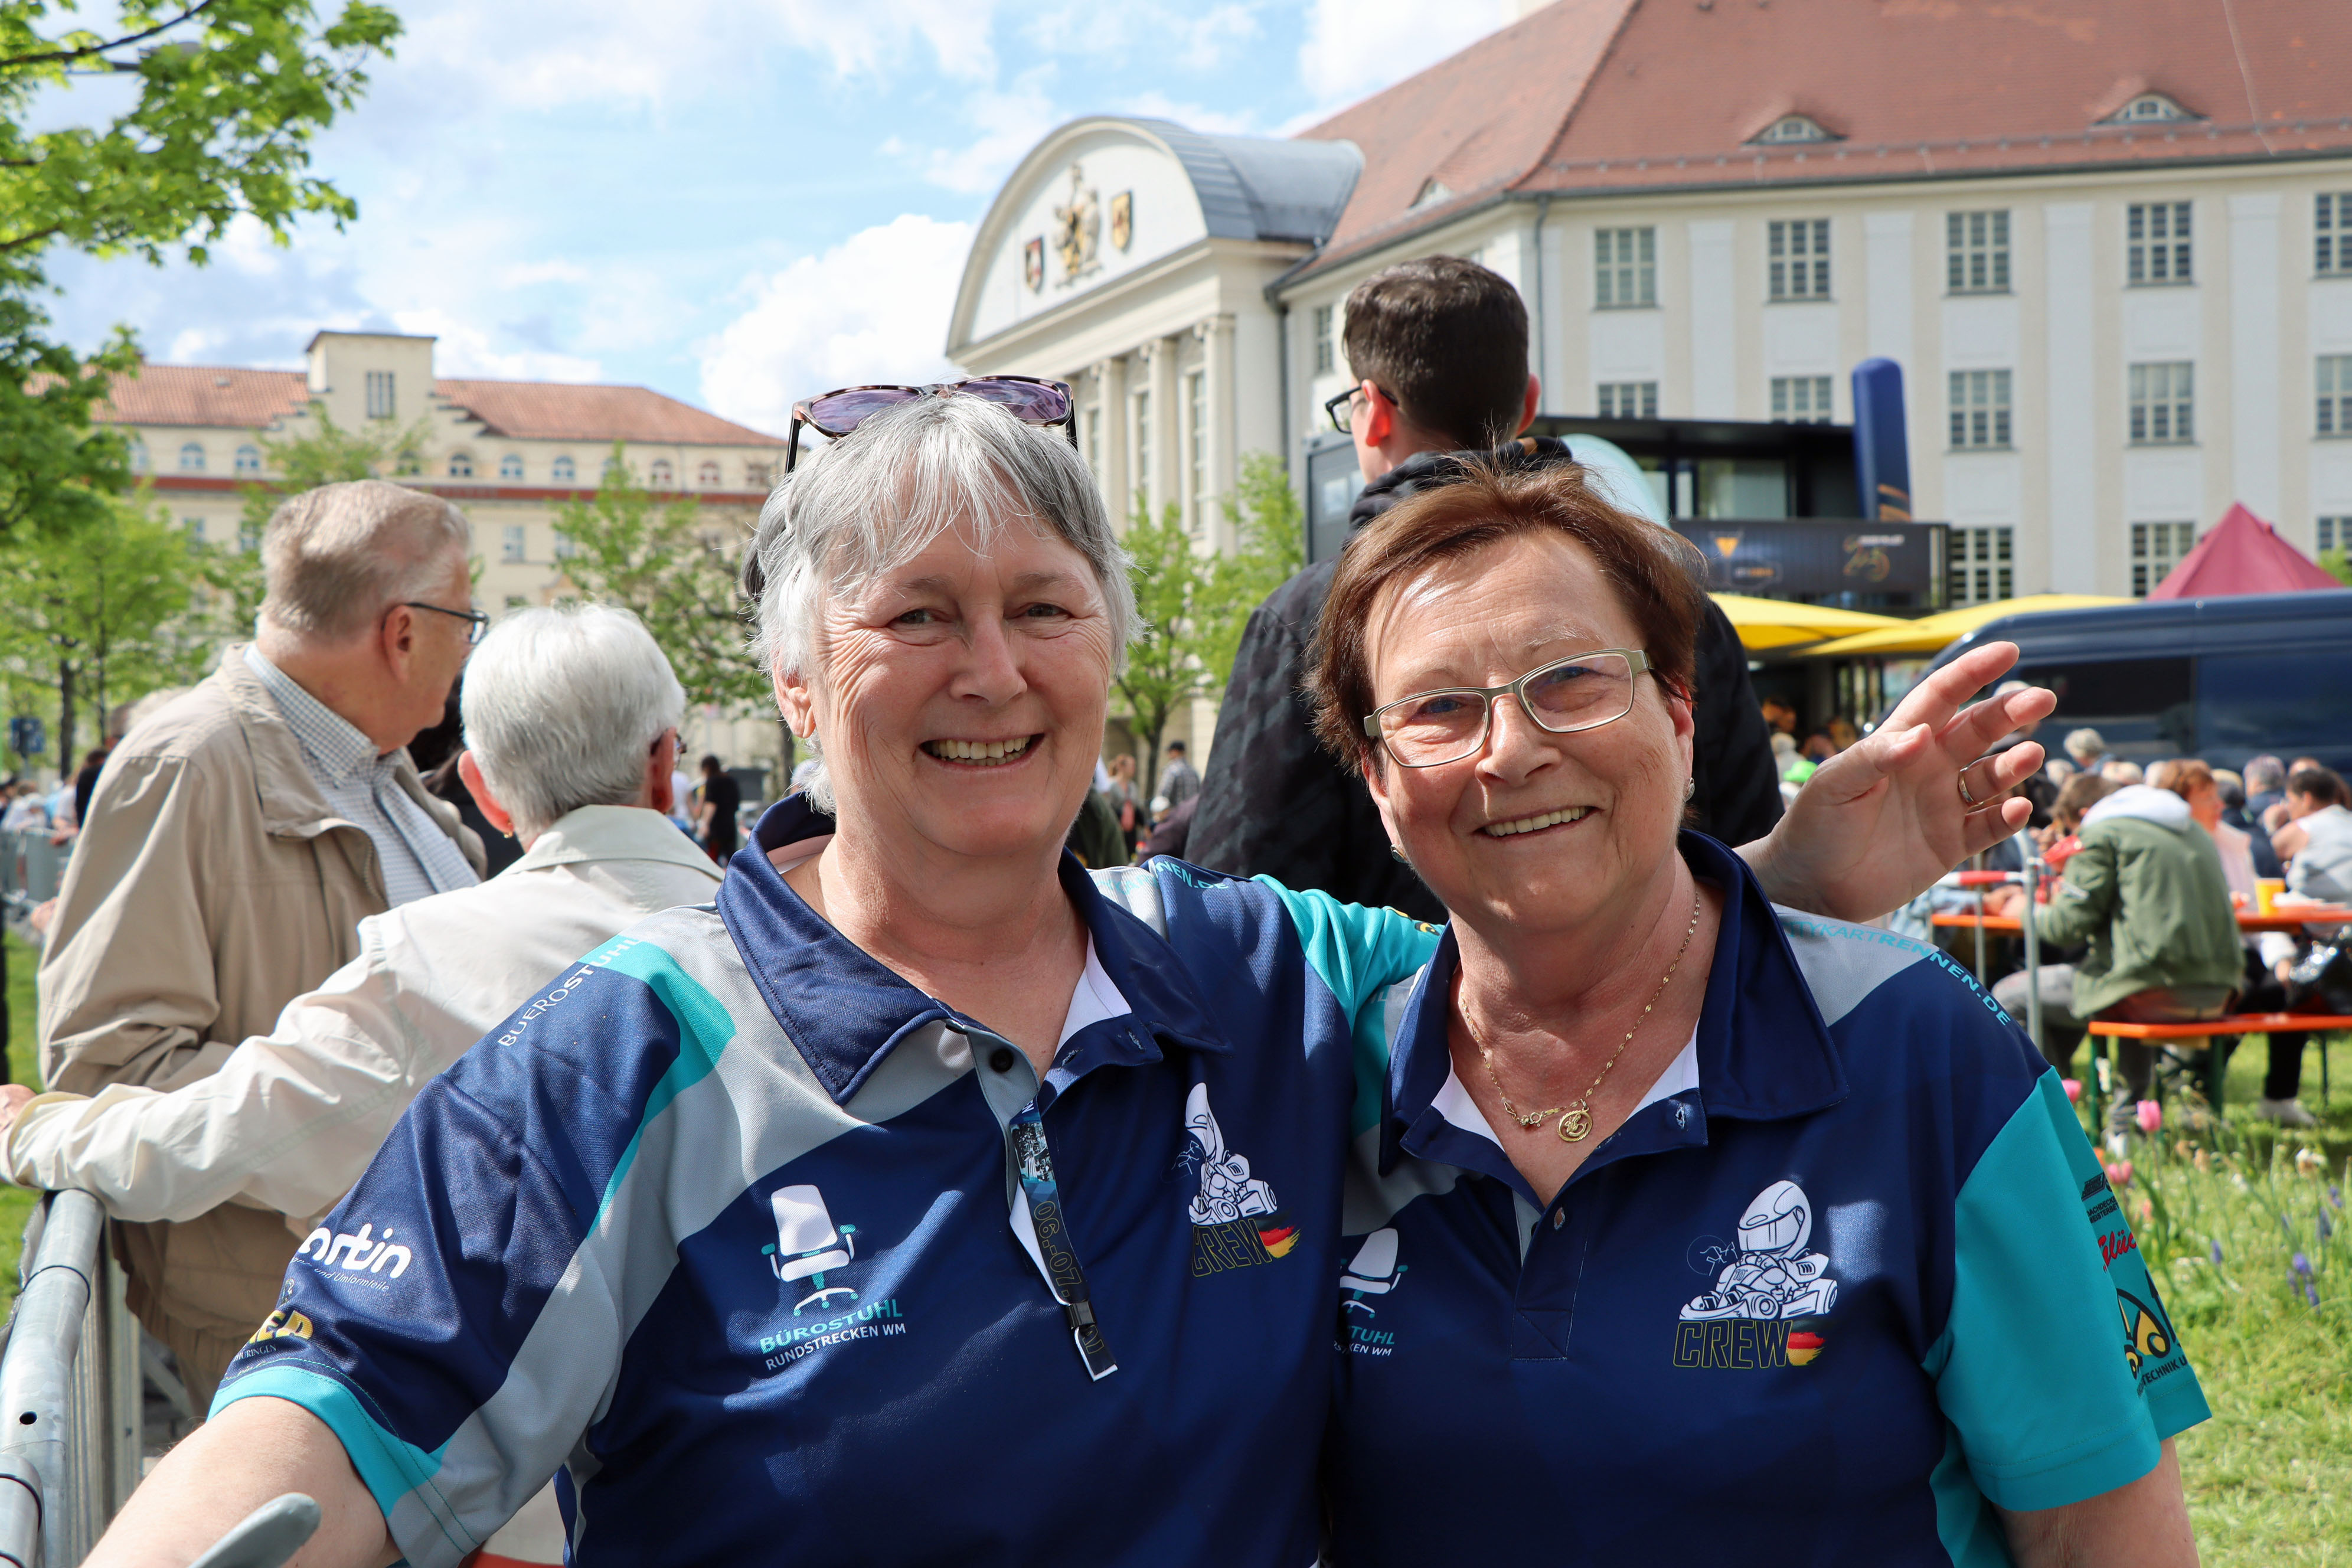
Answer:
[
  {"left": 212, "top": 1361, "right": 471, "bottom": 1549},
  {"left": 582, "top": 937, "right": 738, "bottom": 1218},
  {"left": 1256, "top": 879, "right": 1440, "bottom": 1136},
  {"left": 1926, "top": 1072, "right": 2207, "bottom": 1514}
]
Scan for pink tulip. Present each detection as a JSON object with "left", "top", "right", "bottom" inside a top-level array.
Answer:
[
  {"left": 2104, "top": 1160, "right": 2134, "bottom": 1189},
  {"left": 2062, "top": 1079, "right": 2082, "bottom": 1103},
  {"left": 2135, "top": 1100, "right": 2162, "bottom": 1135}
]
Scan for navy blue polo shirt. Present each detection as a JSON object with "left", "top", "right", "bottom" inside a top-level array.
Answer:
[
  {"left": 1327, "top": 833, "right": 2207, "bottom": 1568},
  {"left": 213, "top": 798, "right": 1435, "bottom": 1567}
]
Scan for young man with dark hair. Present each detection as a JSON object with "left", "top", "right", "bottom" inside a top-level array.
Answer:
[{"left": 1188, "top": 256, "right": 1782, "bottom": 918}]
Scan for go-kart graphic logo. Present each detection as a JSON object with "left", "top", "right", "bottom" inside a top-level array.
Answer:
[
  {"left": 1340, "top": 1229, "right": 1406, "bottom": 1316},
  {"left": 764, "top": 1184, "right": 860, "bottom": 1316}
]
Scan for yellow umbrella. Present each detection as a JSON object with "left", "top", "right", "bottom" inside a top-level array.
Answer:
[
  {"left": 1803, "top": 594, "right": 2131, "bottom": 657},
  {"left": 1707, "top": 594, "right": 1907, "bottom": 652}
]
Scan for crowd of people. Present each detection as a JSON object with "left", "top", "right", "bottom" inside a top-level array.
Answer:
[{"left": 0, "top": 256, "right": 2221, "bottom": 1568}]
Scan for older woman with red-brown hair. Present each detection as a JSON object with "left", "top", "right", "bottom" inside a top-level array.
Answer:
[{"left": 1309, "top": 462, "right": 2207, "bottom": 1568}]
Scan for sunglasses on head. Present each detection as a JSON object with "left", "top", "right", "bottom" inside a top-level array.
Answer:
[{"left": 784, "top": 377, "right": 1077, "bottom": 473}]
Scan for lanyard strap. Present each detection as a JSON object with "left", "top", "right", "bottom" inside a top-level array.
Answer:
[{"left": 1007, "top": 1100, "right": 1118, "bottom": 1381}]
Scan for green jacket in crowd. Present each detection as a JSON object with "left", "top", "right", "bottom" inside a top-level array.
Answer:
[{"left": 2029, "top": 785, "right": 2243, "bottom": 1017}]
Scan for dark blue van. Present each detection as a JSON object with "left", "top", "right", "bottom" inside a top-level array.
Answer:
[{"left": 1922, "top": 589, "right": 2352, "bottom": 772}]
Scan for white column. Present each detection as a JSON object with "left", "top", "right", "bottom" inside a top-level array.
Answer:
[
  {"left": 2230, "top": 191, "right": 2283, "bottom": 521},
  {"left": 1097, "top": 357, "right": 1129, "bottom": 525},
  {"left": 1199, "top": 315, "right": 1237, "bottom": 551},
  {"left": 1688, "top": 220, "right": 1736, "bottom": 417},
  {"left": 1151, "top": 334, "right": 1180, "bottom": 520},
  {"left": 1864, "top": 210, "right": 1914, "bottom": 369},
  {"left": 2044, "top": 202, "right": 2098, "bottom": 593}
]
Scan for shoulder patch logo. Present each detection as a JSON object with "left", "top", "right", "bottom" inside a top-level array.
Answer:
[
  {"left": 1182, "top": 1083, "right": 1296, "bottom": 1273},
  {"left": 1673, "top": 1180, "right": 1836, "bottom": 1370}
]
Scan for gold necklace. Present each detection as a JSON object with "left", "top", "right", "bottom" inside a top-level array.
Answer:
[{"left": 1473, "top": 894, "right": 1703, "bottom": 1143}]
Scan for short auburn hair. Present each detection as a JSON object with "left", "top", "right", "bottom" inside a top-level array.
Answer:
[{"left": 1306, "top": 461, "right": 1705, "bottom": 773}]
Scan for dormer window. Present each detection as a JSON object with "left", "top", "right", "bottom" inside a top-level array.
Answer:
[
  {"left": 1410, "top": 178, "right": 1453, "bottom": 210},
  {"left": 1752, "top": 115, "right": 1835, "bottom": 145},
  {"left": 2106, "top": 93, "right": 2194, "bottom": 123}
]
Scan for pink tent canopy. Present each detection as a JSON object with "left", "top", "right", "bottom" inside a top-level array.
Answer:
[{"left": 2147, "top": 502, "right": 2346, "bottom": 600}]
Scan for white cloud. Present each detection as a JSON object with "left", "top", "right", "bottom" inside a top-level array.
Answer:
[
  {"left": 920, "top": 74, "right": 1064, "bottom": 195},
  {"left": 1296, "top": 0, "right": 1515, "bottom": 112},
  {"left": 1024, "top": 2, "right": 1261, "bottom": 71},
  {"left": 770, "top": 0, "right": 1001, "bottom": 83},
  {"left": 392, "top": 309, "right": 604, "bottom": 384},
  {"left": 697, "top": 214, "right": 974, "bottom": 436}
]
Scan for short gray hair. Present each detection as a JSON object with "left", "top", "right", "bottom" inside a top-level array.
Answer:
[
  {"left": 460, "top": 604, "right": 685, "bottom": 840},
  {"left": 260, "top": 479, "right": 473, "bottom": 642},
  {"left": 745, "top": 395, "right": 1134, "bottom": 812},
  {"left": 2063, "top": 727, "right": 2107, "bottom": 763}
]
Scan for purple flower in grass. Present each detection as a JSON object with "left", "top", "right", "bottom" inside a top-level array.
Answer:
[
  {"left": 2209, "top": 1239, "right": 2224, "bottom": 1265},
  {"left": 2293, "top": 1252, "right": 2313, "bottom": 1279}
]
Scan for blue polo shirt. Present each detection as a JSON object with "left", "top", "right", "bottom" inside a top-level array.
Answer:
[
  {"left": 1327, "top": 832, "right": 2207, "bottom": 1568},
  {"left": 212, "top": 798, "right": 1435, "bottom": 1568}
]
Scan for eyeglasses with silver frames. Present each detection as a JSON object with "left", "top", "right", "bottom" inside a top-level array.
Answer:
[{"left": 1363, "top": 649, "right": 1654, "bottom": 768}]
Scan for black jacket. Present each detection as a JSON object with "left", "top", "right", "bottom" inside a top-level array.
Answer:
[{"left": 1187, "top": 439, "right": 1782, "bottom": 920}]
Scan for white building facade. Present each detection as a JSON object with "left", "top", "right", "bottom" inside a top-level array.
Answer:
[{"left": 953, "top": 0, "right": 2352, "bottom": 634}]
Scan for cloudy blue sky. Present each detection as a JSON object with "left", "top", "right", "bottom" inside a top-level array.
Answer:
[{"left": 49, "top": 0, "right": 1521, "bottom": 436}]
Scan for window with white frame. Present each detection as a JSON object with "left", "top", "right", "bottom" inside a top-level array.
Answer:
[
  {"left": 448, "top": 452, "right": 475, "bottom": 479},
  {"left": 552, "top": 455, "right": 576, "bottom": 483},
  {"left": 1946, "top": 211, "right": 2010, "bottom": 293},
  {"left": 365, "top": 370, "right": 396, "bottom": 420},
  {"left": 2109, "top": 93, "right": 2192, "bottom": 123},
  {"left": 501, "top": 525, "right": 527, "bottom": 563},
  {"left": 1596, "top": 381, "right": 1657, "bottom": 419},
  {"left": 2129, "top": 362, "right": 2195, "bottom": 443},
  {"left": 2131, "top": 522, "right": 2196, "bottom": 597},
  {"left": 499, "top": 454, "right": 524, "bottom": 481},
  {"left": 233, "top": 444, "right": 262, "bottom": 476},
  {"left": 1770, "top": 375, "right": 1833, "bottom": 423},
  {"left": 178, "top": 442, "right": 205, "bottom": 472},
  {"left": 1753, "top": 115, "right": 1834, "bottom": 144},
  {"left": 2127, "top": 202, "right": 2192, "bottom": 285},
  {"left": 238, "top": 520, "right": 259, "bottom": 553},
  {"left": 128, "top": 438, "right": 147, "bottom": 473},
  {"left": 697, "top": 460, "right": 721, "bottom": 486},
  {"left": 1133, "top": 389, "right": 1152, "bottom": 499},
  {"left": 2320, "top": 355, "right": 2352, "bottom": 436},
  {"left": 184, "top": 516, "right": 207, "bottom": 547},
  {"left": 2321, "top": 193, "right": 2352, "bottom": 276},
  {"left": 553, "top": 528, "right": 577, "bottom": 561},
  {"left": 1948, "top": 370, "right": 2013, "bottom": 448},
  {"left": 1948, "top": 527, "right": 2014, "bottom": 605},
  {"left": 2320, "top": 516, "right": 2348, "bottom": 554},
  {"left": 650, "top": 459, "right": 674, "bottom": 488},
  {"left": 747, "top": 460, "right": 773, "bottom": 489},
  {"left": 1595, "top": 227, "right": 1656, "bottom": 308},
  {"left": 1768, "top": 219, "right": 1830, "bottom": 300},
  {"left": 1186, "top": 371, "right": 1206, "bottom": 534},
  {"left": 1313, "top": 305, "right": 1335, "bottom": 375}
]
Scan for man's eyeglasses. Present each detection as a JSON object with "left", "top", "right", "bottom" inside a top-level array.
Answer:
[
  {"left": 401, "top": 601, "right": 490, "bottom": 645},
  {"left": 1363, "top": 649, "right": 1654, "bottom": 768},
  {"left": 1323, "top": 381, "right": 1396, "bottom": 436},
  {"left": 785, "top": 377, "right": 1077, "bottom": 473}
]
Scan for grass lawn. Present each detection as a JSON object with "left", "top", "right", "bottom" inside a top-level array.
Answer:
[
  {"left": 0, "top": 932, "right": 2341, "bottom": 1559},
  {"left": 2046, "top": 1031, "right": 2352, "bottom": 1564}
]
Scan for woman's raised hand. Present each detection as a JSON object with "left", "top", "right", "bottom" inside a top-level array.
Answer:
[{"left": 1739, "top": 642, "right": 2056, "bottom": 923}]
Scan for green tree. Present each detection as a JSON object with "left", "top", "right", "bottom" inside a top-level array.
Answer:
[
  {"left": 2322, "top": 548, "right": 2352, "bottom": 589},
  {"left": 0, "top": 0, "right": 400, "bottom": 543},
  {"left": 1110, "top": 453, "right": 1307, "bottom": 799},
  {"left": 552, "top": 443, "right": 765, "bottom": 712},
  {"left": 0, "top": 494, "right": 204, "bottom": 767}
]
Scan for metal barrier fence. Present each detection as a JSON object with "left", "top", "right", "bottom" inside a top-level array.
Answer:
[
  {"left": 0, "top": 1191, "right": 140, "bottom": 1566},
  {"left": 0, "top": 832, "right": 67, "bottom": 910}
]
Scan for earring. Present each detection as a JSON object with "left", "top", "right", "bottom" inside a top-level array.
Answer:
[
  {"left": 1683, "top": 778, "right": 1696, "bottom": 802},
  {"left": 1389, "top": 843, "right": 1410, "bottom": 863}
]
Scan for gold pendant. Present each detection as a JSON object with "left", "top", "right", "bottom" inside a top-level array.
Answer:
[{"left": 1557, "top": 1103, "right": 1592, "bottom": 1142}]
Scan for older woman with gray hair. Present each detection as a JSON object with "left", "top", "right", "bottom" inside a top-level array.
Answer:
[{"left": 90, "top": 386, "right": 2048, "bottom": 1568}]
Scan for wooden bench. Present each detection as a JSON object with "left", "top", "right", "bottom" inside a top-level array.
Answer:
[{"left": 2085, "top": 1014, "right": 2352, "bottom": 1105}]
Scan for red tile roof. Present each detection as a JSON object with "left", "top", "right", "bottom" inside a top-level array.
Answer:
[
  {"left": 1292, "top": 0, "right": 2352, "bottom": 281},
  {"left": 94, "top": 363, "right": 783, "bottom": 447},
  {"left": 95, "top": 365, "right": 310, "bottom": 429},
  {"left": 434, "top": 379, "right": 783, "bottom": 447}
]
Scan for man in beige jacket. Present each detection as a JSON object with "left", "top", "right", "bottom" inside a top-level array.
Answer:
[
  {"left": 35, "top": 479, "right": 487, "bottom": 1402},
  {"left": 8, "top": 605, "right": 716, "bottom": 1564}
]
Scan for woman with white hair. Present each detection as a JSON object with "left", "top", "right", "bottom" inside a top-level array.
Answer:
[{"left": 90, "top": 388, "right": 2046, "bottom": 1568}]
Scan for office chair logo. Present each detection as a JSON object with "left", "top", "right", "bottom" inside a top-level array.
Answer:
[
  {"left": 1339, "top": 1229, "right": 1407, "bottom": 1357},
  {"left": 764, "top": 1184, "right": 860, "bottom": 1316}
]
